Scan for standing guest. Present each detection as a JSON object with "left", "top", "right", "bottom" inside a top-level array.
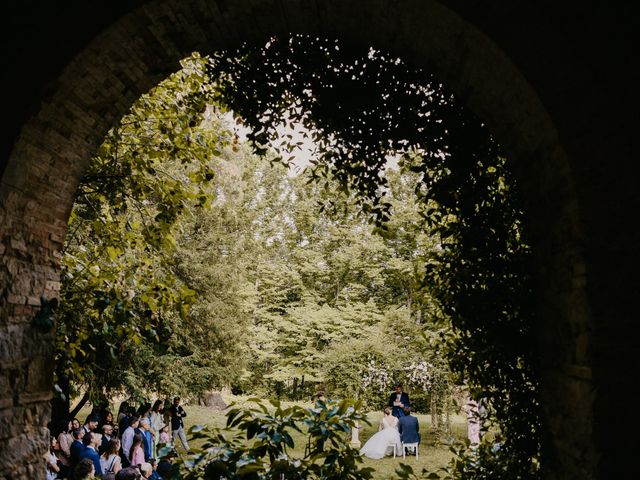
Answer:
[
  {"left": 101, "top": 411, "right": 116, "bottom": 431},
  {"left": 79, "top": 432, "right": 103, "bottom": 476},
  {"left": 121, "top": 415, "right": 140, "bottom": 466},
  {"left": 117, "top": 402, "right": 130, "bottom": 425},
  {"left": 137, "top": 402, "right": 152, "bottom": 423},
  {"left": 463, "top": 397, "right": 480, "bottom": 447},
  {"left": 116, "top": 402, "right": 128, "bottom": 434},
  {"left": 162, "top": 400, "right": 172, "bottom": 436},
  {"left": 118, "top": 405, "right": 133, "bottom": 440},
  {"left": 105, "top": 411, "right": 115, "bottom": 425},
  {"left": 57, "top": 419, "right": 74, "bottom": 476},
  {"left": 477, "top": 396, "right": 489, "bottom": 441},
  {"left": 100, "top": 438, "right": 122, "bottom": 475},
  {"left": 81, "top": 415, "right": 99, "bottom": 436},
  {"left": 169, "top": 397, "right": 189, "bottom": 452},
  {"left": 45, "top": 436, "right": 61, "bottom": 480},
  {"left": 72, "top": 418, "right": 81, "bottom": 431},
  {"left": 387, "top": 384, "right": 411, "bottom": 419},
  {"left": 129, "top": 433, "right": 146, "bottom": 468},
  {"left": 138, "top": 417, "right": 154, "bottom": 461},
  {"left": 99, "top": 424, "right": 115, "bottom": 455},
  {"left": 72, "top": 458, "right": 95, "bottom": 480},
  {"left": 69, "top": 428, "right": 85, "bottom": 469},
  {"left": 158, "top": 425, "right": 171, "bottom": 446},
  {"left": 149, "top": 400, "right": 164, "bottom": 457}
]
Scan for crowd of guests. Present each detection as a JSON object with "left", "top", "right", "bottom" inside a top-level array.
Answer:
[{"left": 45, "top": 396, "right": 190, "bottom": 480}]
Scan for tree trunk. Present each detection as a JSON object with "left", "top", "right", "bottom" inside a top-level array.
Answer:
[
  {"left": 431, "top": 396, "right": 439, "bottom": 430},
  {"left": 50, "top": 374, "right": 71, "bottom": 434},
  {"left": 70, "top": 393, "right": 90, "bottom": 419}
]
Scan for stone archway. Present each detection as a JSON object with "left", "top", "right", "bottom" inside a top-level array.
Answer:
[{"left": 1, "top": 1, "right": 637, "bottom": 478}]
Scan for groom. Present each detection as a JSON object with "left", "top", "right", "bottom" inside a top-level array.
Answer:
[
  {"left": 388, "top": 384, "right": 411, "bottom": 418},
  {"left": 398, "top": 407, "right": 420, "bottom": 454}
]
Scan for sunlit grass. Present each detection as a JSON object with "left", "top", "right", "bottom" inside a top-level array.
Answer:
[{"left": 78, "top": 394, "right": 467, "bottom": 479}]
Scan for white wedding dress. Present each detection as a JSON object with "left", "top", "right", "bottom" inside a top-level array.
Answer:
[{"left": 360, "top": 415, "right": 403, "bottom": 459}]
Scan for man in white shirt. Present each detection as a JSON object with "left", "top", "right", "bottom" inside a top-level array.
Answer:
[{"left": 121, "top": 415, "right": 140, "bottom": 464}]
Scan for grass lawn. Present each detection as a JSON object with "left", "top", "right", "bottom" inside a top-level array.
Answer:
[{"left": 78, "top": 394, "right": 467, "bottom": 479}]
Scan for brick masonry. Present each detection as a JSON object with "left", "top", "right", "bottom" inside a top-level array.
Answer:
[{"left": 0, "top": 1, "right": 638, "bottom": 478}]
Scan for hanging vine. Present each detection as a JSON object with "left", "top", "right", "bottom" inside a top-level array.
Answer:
[{"left": 204, "top": 35, "right": 541, "bottom": 478}]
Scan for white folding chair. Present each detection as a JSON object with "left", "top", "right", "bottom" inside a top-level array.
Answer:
[
  {"left": 387, "top": 441, "right": 397, "bottom": 457},
  {"left": 402, "top": 442, "right": 419, "bottom": 459}
]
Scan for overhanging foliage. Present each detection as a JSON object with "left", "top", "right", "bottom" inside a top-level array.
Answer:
[{"left": 205, "top": 35, "right": 541, "bottom": 478}]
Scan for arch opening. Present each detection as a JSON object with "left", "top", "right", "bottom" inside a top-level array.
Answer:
[
  {"left": 0, "top": 2, "right": 605, "bottom": 479},
  {"left": 48, "top": 36, "right": 542, "bottom": 478}
]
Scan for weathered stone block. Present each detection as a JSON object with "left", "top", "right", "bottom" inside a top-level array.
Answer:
[
  {"left": 25, "top": 356, "right": 54, "bottom": 395},
  {"left": 9, "top": 238, "right": 27, "bottom": 252}
]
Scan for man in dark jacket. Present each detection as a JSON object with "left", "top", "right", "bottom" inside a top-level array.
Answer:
[
  {"left": 169, "top": 396, "right": 189, "bottom": 451},
  {"left": 388, "top": 384, "right": 411, "bottom": 418},
  {"left": 69, "top": 427, "right": 85, "bottom": 468},
  {"left": 79, "top": 432, "right": 103, "bottom": 476},
  {"left": 398, "top": 407, "right": 420, "bottom": 454}
]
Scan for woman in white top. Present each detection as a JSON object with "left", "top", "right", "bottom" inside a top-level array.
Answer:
[
  {"left": 360, "top": 407, "right": 403, "bottom": 459},
  {"left": 99, "top": 438, "right": 122, "bottom": 475},
  {"left": 149, "top": 399, "right": 165, "bottom": 456},
  {"left": 45, "top": 436, "right": 60, "bottom": 480}
]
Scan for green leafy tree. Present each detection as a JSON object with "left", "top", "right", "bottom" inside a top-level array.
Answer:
[{"left": 54, "top": 54, "right": 228, "bottom": 422}]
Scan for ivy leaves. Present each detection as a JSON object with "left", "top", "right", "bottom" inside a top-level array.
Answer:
[
  {"left": 206, "top": 35, "right": 540, "bottom": 478},
  {"left": 170, "top": 399, "right": 374, "bottom": 480}
]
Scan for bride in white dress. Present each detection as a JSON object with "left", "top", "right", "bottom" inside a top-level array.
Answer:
[{"left": 360, "top": 407, "right": 403, "bottom": 459}]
